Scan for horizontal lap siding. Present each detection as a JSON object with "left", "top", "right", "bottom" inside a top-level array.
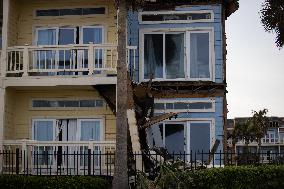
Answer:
[
  {"left": 128, "top": 4, "right": 223, "bottom": 83},
  {"left": 10, "top": 0, "right": 117, "bottom": 46},
  {"left": 4, "top": 87, "right": 116, "bottom": 141}
]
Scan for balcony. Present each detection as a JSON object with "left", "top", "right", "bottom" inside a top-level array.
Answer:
[
  {"left": 0, "top": 44, "right": 137, "bottom": 86},
  {"left": 2, "top": 139, "right": 116, "bottom": 175}
]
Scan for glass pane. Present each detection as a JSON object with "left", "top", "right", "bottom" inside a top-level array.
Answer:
[
  {"left": 154, "top": 103, "right": 165, "bottom": 110},
  {"left": 37, "top": 29, "right": 57, "bottom": 70},
  {"left": 144, "top": 34, "right": 163, "bottom": 79},
  {"left": 60, "top": 8, "right": 82, "bottom": 16},
  {"left": 36, "top": 9, "right": 60, "bottom": 17},
  {"left": 83, "top": 28, "right": 103, "bottom": 44},
  {"left": 190, "top": 33, "right": 210, "bottom": 78},
  {"left": 165, "top": 34, "right": 185, "bottom": 79},
  {"left": 189, "top": 102, "right": 212, "bottom": 109},
  {"left": 81, "top": 121, "right": 101, "bottom": 141},
  {"left": 164, "top": 124, "right": 184, "bottom": 153},
  {"left": 58, "top": 29, "right": 75, "bottom": 72},
  {"left": 190, "top": 123, "right": 210, "bottom": 160},
  {"left": 83, "top": 8, "right": 106, "bottom": 15},
  {"left": 34, "top": 121, "right": 53, "bottom": 141},
  {"left": 142, "top": 13, "right": 211, "bottom": 22},
  {"left": 174, "top": 102, "right": 188, "bottom": 109}
]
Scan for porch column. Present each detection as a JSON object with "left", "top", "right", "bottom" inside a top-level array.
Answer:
[
  {"left": 1, "top": 0, "right": 10, "bottom": 77},
  {"left": 0, "top": 87, "right": 5, "bottom": 173}
]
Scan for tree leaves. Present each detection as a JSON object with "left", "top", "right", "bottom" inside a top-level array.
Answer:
[{"left": 261, "top": 0, "right": 284, "bottom": 48}]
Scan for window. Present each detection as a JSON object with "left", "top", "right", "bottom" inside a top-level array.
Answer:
[
  {"left": 142, "top": 29, "right": 213, "bottom": 81},
  {"left": 32, "top": 99, "right": 104, "bottom": 108},
  {"left": 154, "top": 99, "right": 215, "bottom": 113},
  {"left": 34, "top": 26, "right": 104, "bottom": 74},
  {"left": 148, "top": 120, "right": 214, "bottom": 161},
  {"left": 36, "top": 7, "right": 106, "bottom": 17},
  {"left": 139, "top": 10, "right": 214, "bottom": 24}
]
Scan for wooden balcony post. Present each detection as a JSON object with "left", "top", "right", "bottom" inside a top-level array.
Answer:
[
  {"left": 0, "top": 87, "right": 5, "bottom": 173},
  {"left": 21, "top": 139, "right": 28, "bottom": 173},
  {"left": 22, "top": 45, "right": 29, "bottom": 77},
  {"left": 88, "top": 43, "right": 94, "bottom": 75}
]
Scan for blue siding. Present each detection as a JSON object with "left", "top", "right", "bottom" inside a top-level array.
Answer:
[{"left": 127, "top": 5, "right": 223, "bottom": 83}]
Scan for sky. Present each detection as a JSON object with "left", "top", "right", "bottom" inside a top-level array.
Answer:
[{"left": 226, "top": 0, "right": 284, "bottom": 118}]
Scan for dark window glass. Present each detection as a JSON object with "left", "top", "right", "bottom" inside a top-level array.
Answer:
[
  {"left": 36, "top": 7, "right": 106, "bottom": 17},
  {"left": 36, "top": 9, "right": 60, "bottom": 16},
  {"left": 174, "top": 102, "right": 188, "bottom": 109},
  {"left": 95, "top": 100, "right": 104, "bottom": 107},
  {"left": 83, "top": 8, "right": 106, "bottom": 15},
  {"left": 165, "top": 124, "right": 184, "bottom": 153},
  {"left": 80, "top": 100, "right": 95, "bottom": 107},
  {"left": 189, "top": 102, "right": 212, "bottom": 109},
  {"left": 144, "top": 34, "right": 163, "bottom": 79},
  {"left": 60, "top": 8, "right": 82, "bottom": 16},
  {"left": 154, "top": 103, "right": 165, "bottom": 110},
  {"left": 166, "top": 103, "right": 174, "bottom": 109},
  {"left": 63, "top": 101, "right": 79, "bottom": 107},
  {"left": 33, "top": 100, "right": 50, "bottom": 107},
  {"left": 142, "top": 13, "right": 211, "bottom": 22}
]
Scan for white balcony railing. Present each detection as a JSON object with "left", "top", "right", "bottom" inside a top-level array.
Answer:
[
  {"left": 2, "top": 139, "right": 116, "bottom": 175},
  {"left": 3, "top": 44, "right": 137, "bottom": 77}
]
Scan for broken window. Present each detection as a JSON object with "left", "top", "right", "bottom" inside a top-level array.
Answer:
[
  {"left": 143, "top": 30, "right": 212, "bottom": 80},
  {"left": 164, "top": 123, "right": 185, "bottom": 153},
  {"left": 144, "top": 33, "right": 185, "bottom": 79}
]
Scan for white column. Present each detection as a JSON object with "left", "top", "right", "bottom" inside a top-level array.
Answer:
[
  {"left": 0, "top": 87, "right": 5, "bottom": 173},
  {"left": 1, "top": 0, "right": 10, "bottom": 77}
]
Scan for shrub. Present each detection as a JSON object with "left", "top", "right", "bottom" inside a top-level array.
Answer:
[
  {"left": 0, "top": 175, "right": 110, "bottom": 189},
  {"left": 138, "top": 164, "right": 284, "bottom": 189}
]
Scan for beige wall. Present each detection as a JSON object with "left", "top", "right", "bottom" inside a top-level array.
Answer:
[
  {"left": 4, "top": 87, "right": 116, "bottom": 141},
  {"left": 8, "top": 0, "right": 117, "bottom": 46}
]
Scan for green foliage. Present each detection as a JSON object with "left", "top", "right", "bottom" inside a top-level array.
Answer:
[
  {"left": 138, "top": 165, "right": 284, "bottom": 189},
  {"left": 0, "top": 175, "right": 110, "bottom": 189},
  {"left": 261, "top": 0, "right": 284, "bottom": 48}
]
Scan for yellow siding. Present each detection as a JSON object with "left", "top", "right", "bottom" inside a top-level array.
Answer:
[
  {"left": 4, "top": 88, "right": 15, "bottom": 140},
  {"left": 8, "top": 0, "right": 19, "bottom": 46},
  {"left": 11, "top": 0, "right": 117, "bottom": 46},
  {"left": 4, "top": 87, "right": 116, "bottom": 141}
]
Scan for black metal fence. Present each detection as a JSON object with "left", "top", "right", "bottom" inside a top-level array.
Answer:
[{"left": 1, "top": 149, "right": 284, "bottom": 184}]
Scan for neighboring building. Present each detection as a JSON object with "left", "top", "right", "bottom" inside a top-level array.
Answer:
[
  {"left": 0, "top": 0, "right": 238, "bottom": 174},
  {"left": 127, "top": 0, "right": 238, "bottom": 164},
  {"left": 227, "top": 117, "right": 284, "bottom": 162}
]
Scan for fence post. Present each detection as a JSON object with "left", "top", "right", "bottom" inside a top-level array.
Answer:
[
  {"left": 22, "top": 44, "right": 29, "bottom": 77},
  {"left": 88, "top": 43, "right": 94, "bottom": 75},
  {"left": 16, "top": 148, "right": 19, "bottom": 174},
  {"left": 88, "top": 149, "right": 91, "bottom": 175},
  {"left": 21, "top": 139, "right": 28, "bottom": 173}
]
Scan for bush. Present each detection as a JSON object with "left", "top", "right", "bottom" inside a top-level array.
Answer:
[
  {"left": 137, "top": 164, "right": 284, "bottom": 189},
  {"left": 0, "top": 175, "right": 110, "bottom": 189}
]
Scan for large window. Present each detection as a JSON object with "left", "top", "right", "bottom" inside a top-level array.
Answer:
[
  {"left": 148, "top": 120, "right": 214, "bottom": 159},
  {"left": 142, "top": 29, "right": 213, "bottom": 81}
]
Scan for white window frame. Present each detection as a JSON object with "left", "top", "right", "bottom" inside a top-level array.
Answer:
[
  {"left": 139, "top": 27, "right": 215, "bottom": 82},
  {"left": 77, "top": 119, "right": 104, "bottom": 141},
  {"left": 80, "top": 26, "right": 105, "bottom": 44},
  {"left": 138, "top": 10, "right": 214, "bottom": 24},
  {"left": 154, "top": 98, "right": 215, "bottom": 113},
  {"left": 32, "top": 119, "right": 57, "bottom": 141}
]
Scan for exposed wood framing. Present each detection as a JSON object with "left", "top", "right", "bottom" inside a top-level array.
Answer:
[{"left": 141, "top": 112, "right": 178, "bottom": 130}]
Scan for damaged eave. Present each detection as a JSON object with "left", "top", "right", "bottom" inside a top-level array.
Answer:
[{"left": 135, "top": 81, "right": 226, "bottom": 98}]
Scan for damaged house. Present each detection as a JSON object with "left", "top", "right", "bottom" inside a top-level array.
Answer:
[{"left": 0, "top": 0, "right": 238, "bottom": 175}]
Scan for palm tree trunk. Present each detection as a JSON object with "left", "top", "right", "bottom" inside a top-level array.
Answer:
[{"left": 112, "top": 0, "right": 128, "bottom": 188}]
